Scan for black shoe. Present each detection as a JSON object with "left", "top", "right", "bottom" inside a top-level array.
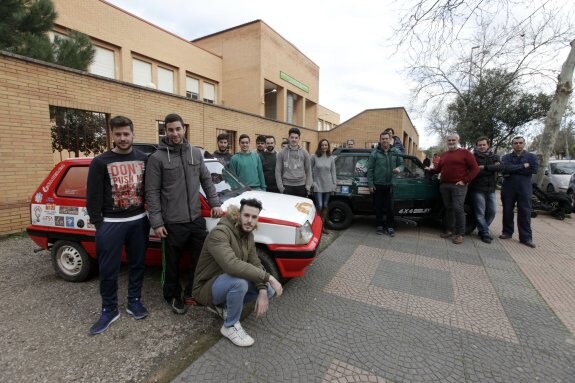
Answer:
[
  {"left": 499, "top": 233, "right": 512, "bottom": 240},
  {"left": 376, "top": 226, "right": 384, "bottom": 235},
  {"left": 520, "top": 241, "right": 536, "bottom": 248},
  {"left": 480, "top": 236, "right": 492, "bottom": 244},
  {"left": 90, "top": 308, "right": 120, "bottom": 335},
  {"left": 126, "top": 298, "right": 149, "bottom": 320},
  {"left": 170, "top": 297, "right": 187, "bottom": 315}
]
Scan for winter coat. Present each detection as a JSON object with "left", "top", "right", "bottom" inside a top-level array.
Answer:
[
  {"left": 367, "top": 145, "right": 404, "bottom": 187},
  {"left": 469, "top": 148, "right": 502, "bottom": 193},
  {"left": 192, "top": 205, "right": 270, "bottom": 307},
  {"left": 145, "top": 137, "right": 220, "bottom": 229}
]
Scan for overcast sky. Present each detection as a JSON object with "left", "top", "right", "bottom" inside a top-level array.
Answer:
[{"left": 103, "top": 0, "right": 436, "bottom": 146}]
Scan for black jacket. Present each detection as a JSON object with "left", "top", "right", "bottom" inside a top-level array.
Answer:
[{"left": 469, "top": 148, "right": 502, "bottom": 193}]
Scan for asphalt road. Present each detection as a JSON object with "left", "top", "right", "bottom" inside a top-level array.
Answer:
[{"left": 0, "top": 231, "right": 338, "bottom": 383}]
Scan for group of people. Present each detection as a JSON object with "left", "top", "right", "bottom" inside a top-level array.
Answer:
[
  {"left": 210, "top": 128, "right": 337, "bottom": 234},
  {"left": 86, "top": 114, "right": 283, "bottom": 347},
  {"left": 427, "top": 134, "right": 538, "bottom": 247}
]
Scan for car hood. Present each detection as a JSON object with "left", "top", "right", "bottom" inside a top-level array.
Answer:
[{"left": 221, "top": 191, "right": 316, "bottom": 226}]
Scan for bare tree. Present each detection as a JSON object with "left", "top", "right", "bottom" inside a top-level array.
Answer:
[{"left": 533, "top": 40, "right": 575, "bottom": 184}]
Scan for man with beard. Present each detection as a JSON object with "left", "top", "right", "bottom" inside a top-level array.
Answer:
[
  {"left": 146, "top": 113, "right": 222, "bottom": 314},
  {"left": 260, "top": 135, "right": 279, "bottom": 193},
  {"left": 469, "top": 137, "right": 502, "bottom": 243},
  {"left": 212, "top": 133, "right": 232, "bottom": 167},
  {"left": 427, "top": 133, "right": 479, "bottom": 244},
  {"left": 193, "top": 198, "right": 283, "bottom": 347},
  {"left": 86, "top": 115, "right": 150, "bottom": 335}
]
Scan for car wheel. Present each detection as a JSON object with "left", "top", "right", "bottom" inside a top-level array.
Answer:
[
  {"left": 464, "top": 204, "right": 476, "bottom": 235},
  {"left": 51, "top": 240, "right": 93, "bottom": 282},
  {"left": 568, "top": 190, "right": 575, "bottom": 213},
  {"left": 326, "top": 200, "right": 353, "bottom": 230},
  {"left": 547, "top": 184, "right": 555, "bottom": 193},
  {"left": 256, "top": 247, "right": 281, "bottom": 282}
]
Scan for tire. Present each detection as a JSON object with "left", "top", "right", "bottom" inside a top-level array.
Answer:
[
  {"left": 51, "top": 240, "right": 94, "bottom": 282},
  {"left": 547, "top": 183, "right": 555, "bottom": 193},
  {"left": 464, "top": 204, "right": 476, "bottom": 235},
  {"left": 326, "top": 200, "right": 353, "bottom": 230},
  {"left": 256, "top": 247, "right": 281, "bottom": 282},
  {"left": 568, "top": 190, "right": 575, "bottom": 213}
]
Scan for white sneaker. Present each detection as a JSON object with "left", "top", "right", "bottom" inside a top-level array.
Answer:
[
  {"left": 207, "top": 305, "right": 228, "bottom": 321},
  {"left": 220, "top": 322, "right": 254, "bottom": 347}
]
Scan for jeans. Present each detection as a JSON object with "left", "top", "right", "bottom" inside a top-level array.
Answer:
[
  {"left": 96, "top": 216, "right": 150, "bottom": 311},
  {"left": 470, "top": 191, "right": 496, "bottom": 237},
  {"left": 440, "top": 183, "right": 468, "bottom": 235},
  {"left": 374, "top": 184, "right": 394, "bottom": 229},
  {"left": 163, "top": 217, "right": 207, "bottom": 300},
  {"left": 211, "top": 273, "right": 275, "bottom": 327},
  {"left": 313, "top": 192, "right": 330, "bottom": 210}
]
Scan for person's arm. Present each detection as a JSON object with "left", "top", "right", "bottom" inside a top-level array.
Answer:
[
  {"left": 330, "top": 156, "right": 337, "bottom": 192},
  {"left": 144, "top": 155, "right": 166, "bottom": 235},
  {"left": 255, "top": 154, "right": 266, "bottom": 191},
  {"left": 229, "top": 155, "right": 238, "bottom": 176},
  {"left": 367, "top": 152, "right": 376, "bottom": 191},
  {"left": 275, "top": 151, "right": 285, "bottom": 193},
  {"left": 304, "top": 151, "right": 313, "bottom": 193},
  {"left": 394, "top": 152, "right": 404, "bottom": 173},
  {"left": 86, "top": 158, "right": 104, "bottom": 229},
  {"left": 464, "top": 152, "right": 480, "bottom": 184}
]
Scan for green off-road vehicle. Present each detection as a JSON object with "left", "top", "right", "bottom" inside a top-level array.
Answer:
[{"left": 326, "top": 148, "right": 476, "bottom": 234}]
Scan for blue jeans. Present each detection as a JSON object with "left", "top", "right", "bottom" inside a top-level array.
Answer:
[
  {"left": 212, "top": 273, "right": 275, "bottom": 327},
  {"left": 313, "top": 192, "right": 330, "bottom": 210},
  {"left": 470, "top": 191, "right": 496, "bottom": 237}
]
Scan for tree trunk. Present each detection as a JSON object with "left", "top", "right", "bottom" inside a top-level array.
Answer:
[{"left": 534, "top": 40, "right": 575, "bottom": 185}]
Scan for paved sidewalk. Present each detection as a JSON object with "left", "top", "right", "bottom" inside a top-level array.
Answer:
[{"left": 175, "top": 211, "right": 575, "bottom": 382}]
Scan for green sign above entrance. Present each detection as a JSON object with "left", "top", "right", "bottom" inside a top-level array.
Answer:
[{"left": 280, "top": 71, "right": 309, "bottom": 93}]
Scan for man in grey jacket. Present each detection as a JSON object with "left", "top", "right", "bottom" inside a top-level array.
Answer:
[
  {"left": 275, "top": 127, "right": 312, "bottom": 197},
  {"left": 145, "top": 113, "right": 222, "bottom": 314}
]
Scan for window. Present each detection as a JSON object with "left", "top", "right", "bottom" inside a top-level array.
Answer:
[
  {"left": 397, "top": 157, "right": 424, "bottom": 179},
  {"left": 90, "top": 46, "right": 115, "bottom": 79},
  {"left": 132, "top": 59, "right": 152, "bottom": 87},
  {"left": 203, "top": 82, "right": 215, "bottom": 104},
  {"left": 157, "top": 67, "right": 174, "bottom": 93},
  {"left": 56, "top": 166, "right": 89, "bottom": 198},
  {"left": 186, "top": 77, "right": 199, "bottom": 100}
]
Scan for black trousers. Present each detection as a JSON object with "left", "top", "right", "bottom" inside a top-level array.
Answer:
[
  {"left": 283, "top": 184, "right": 308, "bottom": 198},
  {"left": 163, "top": 217, "right": 207, "bottom": 300},
  {"left": 374, "top": 184, "right": 394, "bottom": 229}
]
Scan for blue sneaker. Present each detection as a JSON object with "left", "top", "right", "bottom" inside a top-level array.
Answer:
[
  {"left": 126, "top": 299, "right": 149, "bottom": 320},
  {"left": 90, "top": 308, "right": 120, "bottom": 335}
]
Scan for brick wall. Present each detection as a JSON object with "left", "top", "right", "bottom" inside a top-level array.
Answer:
[{"left": 0, "top": 52, "right": 318, "bottom": 235}]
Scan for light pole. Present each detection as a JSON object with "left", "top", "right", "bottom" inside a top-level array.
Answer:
[
  {"left": 261, "top": 88, "right": 277, "bottom": 103},
  {"left": 468, "top": 45, "right": 480, "bottom": 91}
]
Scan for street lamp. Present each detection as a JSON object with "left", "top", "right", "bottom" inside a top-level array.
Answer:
[
  {"left": 261, "top": 88, "right": 277, "bottom": 103},
  {"left": 468, "top": 45, "right": 480, "bottom": 91}
]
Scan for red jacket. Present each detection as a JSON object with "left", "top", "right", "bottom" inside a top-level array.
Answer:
[{"left": 431, "top": 148, "right": 479, "bottom": 184}]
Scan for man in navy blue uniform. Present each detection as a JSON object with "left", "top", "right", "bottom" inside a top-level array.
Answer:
[{"left": 499, "top": 136, "right": 539, "bottom": 248}]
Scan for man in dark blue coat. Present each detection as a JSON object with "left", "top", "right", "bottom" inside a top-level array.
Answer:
[{"left": 499, "top": 136, "right": 539, "bottom": 248}]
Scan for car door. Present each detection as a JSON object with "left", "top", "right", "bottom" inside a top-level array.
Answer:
[{"left": 393, "top": 156, "right": 441, "bottom": 211}]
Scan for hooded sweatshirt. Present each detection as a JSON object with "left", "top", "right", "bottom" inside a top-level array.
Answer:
[
  {"left": 275, "top": 145, "right": 312, "bottom": 193},
  {"left": 192, "top": 205, "right": 270, "bottom": 308},
  {"left": 145, "top": 137, "right": 220, "bottom": 229}
]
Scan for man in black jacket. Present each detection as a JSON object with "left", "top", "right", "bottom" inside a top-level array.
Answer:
[{"left": 469, "top": 137, "right": 502, "bottom": 243}]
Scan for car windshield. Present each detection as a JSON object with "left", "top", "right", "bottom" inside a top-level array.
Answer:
[
  {"left": 201, "top": 161, "right": 248, "bottom": 202},
  {"left": 550, "top": 162, "right": 575, "bottom": 175}
]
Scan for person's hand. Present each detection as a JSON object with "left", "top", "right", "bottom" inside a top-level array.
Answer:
[
  {"left": 479, "top": 165, "right": 485, "bottom": 170},
  {"left": 393, "top": 167, "right": 401, "bottom": 174},
  {"left": 211, "top": 207, "right": 223, "bottom": 218},
  {"left": 524, "top": 162, "right": 530, "bottom": 168},
  {"left": 455, "top": 181, "right": 465, "bottom": 186},
  {"left": 424, "top": 166, "right": 430, "bottom": 171},
  {"left": 254, "top": 290, "right": 269, "bottom": 318},
  {"left": 369, "top": 186, "right": 376, "bottom": 194},
  {"left": 268, "top": 275, "right": 283, "bottom": 297},
  {"left": 154, "top": 226, "right": 168, "bottom": 238}
]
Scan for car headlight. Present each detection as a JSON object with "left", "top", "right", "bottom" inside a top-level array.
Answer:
[{"left": 295, "top": 220, "right": 313, "bottom": 244}]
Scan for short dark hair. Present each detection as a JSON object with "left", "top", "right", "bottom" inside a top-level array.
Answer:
[
  {"left": 217, "top": 133, "right": 229, "bottom": 142},
  {"left": 315, "top": 139, "right": 331, "bottom": 157},
  {"left": 240, "top": 198, "right": 263, "bottom": 212},
  {"left": 239, "top": 134, "right": 250, "bottom": 142},
  {"left": 266, "top": 135, "right": 275, "bottom": 142},
  {"left": 288, "top": 127, "right": 301, "bottom": 137},
  {"left": 281, "top": 140, "right": 289, "bottom": 146},
  {"left": 476, "top": 136, "right": 489, "bottom": 145},
  {"left": 380, "top": 132, "right": 391, "bottom": 139},
  {"left": 256, "top": 135, "right": 267, "bottom": 144},
  {"left": 385, "top": 128, "right": 395, "bottom": 135},
  {"left": 164, "top": 113, "right": 184, "bottom": 127},
  {"left": 109, "top": 116, "right": 134, "bottom": 132}
]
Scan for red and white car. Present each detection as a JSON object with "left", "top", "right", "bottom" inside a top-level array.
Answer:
[{"left": 27, "top": 158, "right": 322, "bottom": 282}]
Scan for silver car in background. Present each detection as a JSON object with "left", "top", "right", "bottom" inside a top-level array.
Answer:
[{"left": 541, "top": 160, "right": 575, "bottom": 193}]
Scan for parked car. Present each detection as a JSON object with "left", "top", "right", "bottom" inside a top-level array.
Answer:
[
  {"left": 541, "top": 159, "right": 575, "bottom": 193},
  {"left": 27, "top": 157, "right": 322, "bottom": 282},
  {"left": 327, "top": 148, "right": 476, "bottom": 234},
  {"left": 567, "top": 173, "right": 575, "bottom": 212}
]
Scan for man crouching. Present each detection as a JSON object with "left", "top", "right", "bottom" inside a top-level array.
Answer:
[{"left": 192, "top": 198, "right": 283, "bottom": 347}]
